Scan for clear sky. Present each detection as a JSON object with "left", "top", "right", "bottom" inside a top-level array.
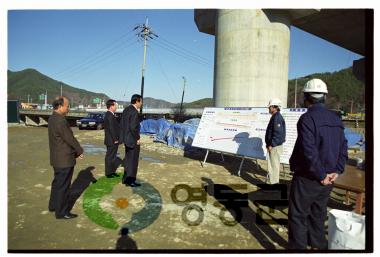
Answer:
[{"left": 8, "top": 9, "right": 363, "bottom": 104}]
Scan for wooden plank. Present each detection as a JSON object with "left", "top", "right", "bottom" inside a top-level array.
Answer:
[
  {"left": 334, "top": 165, "right": 365, "bottom": 193},
  {"left": 333, "top": 165, "right": 365, "bottom": 214}
]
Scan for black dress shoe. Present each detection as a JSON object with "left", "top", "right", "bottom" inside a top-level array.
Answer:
[
  {"left": 56, "top": 213, "right": 78, "bottom": 219},
  {"left": 48, "top": 209, "right": 55, "bottom": 212},
  {"left": 128, "top": 182, "right": 141, "bottom": 187}
]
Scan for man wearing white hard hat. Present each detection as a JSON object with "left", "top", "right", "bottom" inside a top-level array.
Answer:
[
  {"left": 287, "top": 78, "right": 348, "bottom": 249},
  {"left": 265, "top": 98, "right": 286, "bottom": 185}
]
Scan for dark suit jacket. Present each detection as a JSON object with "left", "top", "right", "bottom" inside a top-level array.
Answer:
[
  {"left": 104, "top": 111, "right": 120, "bottom": 146},
  {"left": 48, "top": 111, "right": 83, "bottom": 168},
  {"left": 119, "top": 105, "right": 140, "bottom": 148}
]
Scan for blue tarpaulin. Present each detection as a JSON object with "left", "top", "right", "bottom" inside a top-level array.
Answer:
[
  {"left": 143, "top": 119, "right": 365, "bottom": 152},
  {"left": 183, "top": 118, "right": 200, "bottom": 127},
  {"left": 141, "top": 118, "right": 200, "bottom": 150},
  {"left": 140, "top": 118, "right": 172, "bottom": 136},
  {"left": 344, "top": 128, "right": 364, "bottom": 148},
  {"left": 166, "top": 122, "right": 198, "bottom": 150}
]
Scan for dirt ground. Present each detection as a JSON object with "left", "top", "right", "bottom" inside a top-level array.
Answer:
[{"left": 8, "top": 125, "right": 362, "bottom": 251}]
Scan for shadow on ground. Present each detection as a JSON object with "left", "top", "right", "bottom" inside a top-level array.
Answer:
[
  {"left": 201, "top": 177, "right": 288, "bottom": 249},
  {"left": 184, "top": 148, "right": 267, "bottom": 177},
  {"left": 116, "top": 227, "right": 138, "bottom": 250},
  {"left": 68, "top": 166, "right": 98, "bottom": 211}
]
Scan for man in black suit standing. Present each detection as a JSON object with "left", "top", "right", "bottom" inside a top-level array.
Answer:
[
  {"left": 119, "top": 94, "right": 142, "bottom": 187},
  {"left": 104, "top": 99, "right": 122, "bottom": 178},
  {"left": 48, "top": 96, "right": 83, "bottom": 219}
]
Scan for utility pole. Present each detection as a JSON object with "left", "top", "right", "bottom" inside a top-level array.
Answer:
[
  {"left": 180, "top": 76, "right": 186, "bottom": 117},
  {"left": 27, "top": 94, "right": 30, "bottom": 104},
  {"left": 45, "top": 90, "right": 47, "bottom": 106},
  {"left": 134, "top": 17, "right": 158, "bottom": 115},
  {"left": 294, "top": 78, "right": 297, "bottom": 108},
  {"left": 60, "top": 82, "right": 63, "bottom": 96}
]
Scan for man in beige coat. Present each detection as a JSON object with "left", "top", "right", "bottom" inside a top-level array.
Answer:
[
  {"left": 48, "top": 96, "right": 84, "bottom": 219},
  {"left": 265, "top": 98, "right": 286, "bottom": 184}
]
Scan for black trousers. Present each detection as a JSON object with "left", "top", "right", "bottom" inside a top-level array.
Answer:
[
  {"left": 105, "top": 144, "right": 121, "bottom": 176},
  {"left": 48, "top": 167, "right": 74, "bottom": 218},
  {"left": 122, "top": 144, "right": 140, "bottom": 184},
  {"left": 288, "top": 175, "right": 333, "bottom": 249}
]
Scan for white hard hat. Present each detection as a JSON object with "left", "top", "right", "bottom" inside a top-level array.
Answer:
[
  {"left": 267, "top": 98, "right": 282, "bottom": 107},
  {"left": 303, "top": 78, "right": 328, "bottom": 94}
]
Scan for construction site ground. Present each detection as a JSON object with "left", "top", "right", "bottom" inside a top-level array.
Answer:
[{"left": 8, "top": 125, "right": 364, "bottom": 251}]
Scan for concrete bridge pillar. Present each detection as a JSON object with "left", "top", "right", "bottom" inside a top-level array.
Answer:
[{"left": 214, "top": 9, "right": 290, "bottom": 107}]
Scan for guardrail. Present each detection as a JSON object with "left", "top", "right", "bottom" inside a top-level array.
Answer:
[{"left": 18, "top": 108, "right": 205, "bottom": 127}]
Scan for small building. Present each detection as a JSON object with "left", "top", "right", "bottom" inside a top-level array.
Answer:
[{"left": 8, "top": 100, "right": 20, "bottom": 123}]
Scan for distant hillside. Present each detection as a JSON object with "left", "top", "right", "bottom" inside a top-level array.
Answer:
[
  {"left": 7, "top": 68, "right": 209, "bottom": 109},
  {"left": 113, "top": 97, "right": 176, "bottom": 109},
  {"left": 8, "top": 69, "right": 110, "bottom": 107},
  {"left": 183, "top": 98, "right": 213, "bottom": 108},
  {"left": 8, "top": 66, "right": 365, "bottom": 112},
  {"left": 143, "top": 97, "right": 176, "bottom": 108},
  {"left": 288, "top": 67, "right": 365, "bottom": 113}
]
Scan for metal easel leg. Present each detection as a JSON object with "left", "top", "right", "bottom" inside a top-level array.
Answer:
[
  {"left": 202, "top": 149, "right": 209, "bottom": 167},
  {"left": 237, "top": 157, "right": 245, "bottom": 177}
]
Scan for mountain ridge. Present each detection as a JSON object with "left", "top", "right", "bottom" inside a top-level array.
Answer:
[{"left": 8, "top": 67, "right": 364, "bottom": 112}]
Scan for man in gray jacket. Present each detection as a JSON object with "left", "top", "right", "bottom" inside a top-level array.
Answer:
[{"left": 48, "top": 96, "right": 84, "bottom": 219}]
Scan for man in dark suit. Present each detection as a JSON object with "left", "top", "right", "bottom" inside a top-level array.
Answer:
[
  {"left": 119, "top": 94, "right": 142, "bottom": 187},
  {"left": 104, "top": 99, "right": 122, "bottom": 178},
  {"left": 48, "top": 96, "right": 84, "bottom": 219}
]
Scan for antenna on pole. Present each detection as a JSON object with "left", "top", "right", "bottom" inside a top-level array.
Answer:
[
  {"left": 134, "top": 17, "right": 158, "bottom": 116},
  {"left": 180, "top": 76, "right": 186, "bottom": 119}
]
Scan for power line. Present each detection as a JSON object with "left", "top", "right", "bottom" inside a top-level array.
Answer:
[
  {"left": 50, "top": 29, "right": 136, "bottom": 78},
  {"left": 155, "top": 39, "right": 211, "bottom": 65},
  {"left": 158, "top": 36, "right": 211, "bottom": 63},
  {"left": 57, "top": 39, "right": 138, "bottom": 81},
  {"left": 56, "top": 35, "right": 137, "bottom": 79},
  {"left": 62, "top": 41, "right": 139, "bottom": 82},
  {"left": 152, "top": 39, "right": 211, "bottom": 66},
  {"left": 148, "top": 46, "right": 178, "bottom": 101},
  {"left": 150, "top": 39, "right": 211, "bottom": 67}
]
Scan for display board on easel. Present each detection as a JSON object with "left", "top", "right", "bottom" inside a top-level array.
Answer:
[{"left": 192, "top": 107, "right": 307, "bottom": 169}]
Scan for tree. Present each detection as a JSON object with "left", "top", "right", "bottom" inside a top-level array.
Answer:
[{"left": 171, "top": 103, "right": 187, "bottom": 123}]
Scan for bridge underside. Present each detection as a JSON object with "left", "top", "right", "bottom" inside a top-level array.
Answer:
[
  {"left": 195, "top": 9, "right": 366, "bottom": 56},
  {"left": 194, "top": 9, "right": 367, "bottom": 108},
  {"left": 291, "top": 9, "right": 365, "bottom": 56}
]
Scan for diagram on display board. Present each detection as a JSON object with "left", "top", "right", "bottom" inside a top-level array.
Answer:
[{"left": 192, "top": 107, "right": 307, "bottom": 165}]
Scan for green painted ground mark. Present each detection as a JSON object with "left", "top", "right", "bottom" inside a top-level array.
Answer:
[
  {"left": 83, "top": 175, "right": 120, "bottom": 229},
  {"left": 121, "top": 179, "right": 162, "bottom": 233},
  {"left": 83, "top": 174, "right": 162, "bottom": 232}
]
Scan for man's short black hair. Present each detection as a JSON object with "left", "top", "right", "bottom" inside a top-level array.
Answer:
[
  {"left": 106, "top": 99, "right": 116, "bottom": 109},
  {"left": 52, "top": 97, "right": 65, "bottom": 110},
  {"left": 304, "top": 93, "right": 326, "bottom": 104},
  {"left": 131, "top": 94, "right": 142, "bottom": 104}
]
